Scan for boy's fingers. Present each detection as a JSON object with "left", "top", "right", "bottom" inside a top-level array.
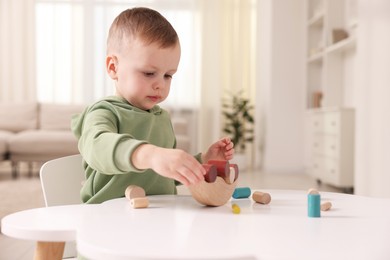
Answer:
[
  {"left": 185, "top": 157, "right": 206, "bottom": 177},
  {"left": 183, "top": 166, "right": 203, "bottom": 183},
  {"left": 226, "top": 148, "right": 234, "bottom": 155},
  {"left": 174, "top": 171, "right": 190, "bottom": 186},
  {"left": 175, "top": 166, "right": 203, "bottom": 185},
  {"left": 222, "top": 138, "right": 234, "bottom": 149},
  {"left": 173, "top": 161, "right": 204, "bottom": 185}
]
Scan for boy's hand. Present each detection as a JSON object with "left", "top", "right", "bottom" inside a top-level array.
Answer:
[
  {"left": 132, "top": 144, "right": 206, "bottom": 186},
  {"left": 202, "top": 137, "right": 234, "bottom": 163}
]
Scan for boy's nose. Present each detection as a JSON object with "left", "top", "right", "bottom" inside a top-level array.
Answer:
[
  {"left": 152, "top": 77, "right": 165, "bottom": 90},
  {"left": 152, "top": 82, "right": 160, "bottom": 90}
]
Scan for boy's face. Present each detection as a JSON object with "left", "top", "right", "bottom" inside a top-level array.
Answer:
[{"left": 107, "top": 38, "right": 181, "bottom": 110}]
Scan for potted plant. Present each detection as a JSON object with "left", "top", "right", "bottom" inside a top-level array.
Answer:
[{"left": 222, "top": 90, "right": 254, "bottom": 168}]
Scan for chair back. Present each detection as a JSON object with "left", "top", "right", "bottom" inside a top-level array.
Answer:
[
  {"left": 39, "top": 154, "right": 85, "bottom": 259},
  {"left": 40, "top": 154, "right": 85, "bottom": 206}
]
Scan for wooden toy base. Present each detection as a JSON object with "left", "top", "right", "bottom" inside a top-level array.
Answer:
[{"left": 188, "top": 176, "right": 238, "bottom": 207}]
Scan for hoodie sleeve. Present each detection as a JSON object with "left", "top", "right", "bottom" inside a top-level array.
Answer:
[{"left": 72, "top": 104, "right": 147, "bottom": 175}]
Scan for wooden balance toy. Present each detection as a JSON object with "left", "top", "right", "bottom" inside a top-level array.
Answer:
[{"left": 188, "top": 160, "right": 239, "bottom": 207}]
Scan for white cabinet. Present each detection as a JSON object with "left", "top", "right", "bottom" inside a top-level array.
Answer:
[
  {"left": 304, "top": 0, "right": 357, "bottom": 190},
  {"left": 305, "top": 108, "right": 354, "bottom": 188}
]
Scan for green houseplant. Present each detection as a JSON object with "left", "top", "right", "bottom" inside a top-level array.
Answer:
[{"left": 222, "top": 91, "right": 255, "bottom": 153}]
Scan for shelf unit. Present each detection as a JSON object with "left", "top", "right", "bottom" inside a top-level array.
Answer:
[
  {"left": 306, "top": 0, "right": 357, "bottom": 109},
  {"left": 304, "top": 0, "right": 357, "bottom": 190}
]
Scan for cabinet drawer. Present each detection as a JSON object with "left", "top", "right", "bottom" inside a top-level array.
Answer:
[
  {"left": 321, "top": 157, "right": 339, "bottom": 185},
  {"left": 307, "top": 112, "right": 340, "bottom": 135},
  {"left": 307, "top": 113, "right": 324, "bottom": 133},
  {"left": 322, "top": 135, "right": 339, "bottom": 158},
  {"left": 311, "top": 135, "right": 339, "bottom": 158},
  {"left": 322, "top": 112, "right": 340, "bottom": 135},
  {"left": 310, "top": 135, "right": 323, "bottom": 155},
  {"left": 307, "top": 156, "right": 322, "bottom": 179},
  {"left": 307, "top": 156, "right": 340, "bottom": 185},
  {"left": 308, "top": 156, "right": 338, "bottom": 183}
]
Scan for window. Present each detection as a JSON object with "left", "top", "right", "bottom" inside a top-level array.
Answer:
[{"left": 35, "top": 0, "right": 199, "bottom": 108}]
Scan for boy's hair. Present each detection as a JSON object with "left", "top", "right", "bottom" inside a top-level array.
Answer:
[{"left": 107, "top": 7, "right": 179, "bottom": 54}]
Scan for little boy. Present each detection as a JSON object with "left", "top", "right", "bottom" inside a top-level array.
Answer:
[{"left": 71, "top": 7, "right": 234, "bottom": 204}]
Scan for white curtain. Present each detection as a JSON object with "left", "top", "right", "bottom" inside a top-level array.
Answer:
[
  {"left": 354, "top": 0, "right": 390, "bottom": 198},
  {"left": 195, "top": 0, "right": 257, "bottom": 154},
  {"left": 0, "top": 0, "right": 36, "bottom": 102}
]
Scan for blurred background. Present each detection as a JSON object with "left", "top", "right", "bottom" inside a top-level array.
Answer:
[{"left": 0, "top": 0, "right": 390, "bottom": 198}]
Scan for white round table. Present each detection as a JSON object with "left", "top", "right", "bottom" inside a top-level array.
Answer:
[
  {"left": 2, "top": 190, "right": 390, "bottom": 260},
  {"left": 77, "top": 190, "right": 390, "bottom": 260}
]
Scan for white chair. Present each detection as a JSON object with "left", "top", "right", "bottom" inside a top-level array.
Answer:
[{"left": 40, "top": 154, "right": 85, "bottom": 259}]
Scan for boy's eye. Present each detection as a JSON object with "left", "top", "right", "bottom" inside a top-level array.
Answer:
[
  {"left": 165, "top": 74, "right": 173, "bottom": 79},
  {"left": 144, "top": 72, "right": 155, "bottom": 77}
]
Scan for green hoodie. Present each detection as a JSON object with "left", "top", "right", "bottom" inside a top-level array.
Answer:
[{"left": 72, "top": 96, "right": 195, "bottom": 204}]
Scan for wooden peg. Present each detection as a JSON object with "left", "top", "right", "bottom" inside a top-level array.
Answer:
[
  {"left": 308, "top": 193, "right": 321, "bottom": 218},
  {"left": 207, "top": 160, "right": 237, "bottom": 184},
  {"left": 232, "top": 187, "right": 251, "bottom": 199},
  {"left": 321, "top": 201, "right": 332, "bottom": 211},
  {"left": 228, "top": 164, "right": 239, "bottom": 184},
  {"left": 232, "top": 203, "right": 241, "bottom": 214},
  {"left": 207, "top": 160, "right": 229, "bottom": 174},
  {"left": 130, "top": 197, "right": 149, "bottom": 209},
  {"left": 252, "top": 191, "right": 271, "bottom": 204},
  {"left": 308, "top": 188, "right": 320, "bottom": 195},
  {"left": 203, "top": 164, "right": 218, "bottom": 183},
  {"left": 125, "top": 185, "right": 146, "bottom": 201}
]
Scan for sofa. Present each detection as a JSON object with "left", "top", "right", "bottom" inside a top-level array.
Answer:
[
  {"left": 0, "top": 102, "right": 191, "bottom": 178},
  {"left": 0, "top": 102, "right": 86, "bottom": 178}
]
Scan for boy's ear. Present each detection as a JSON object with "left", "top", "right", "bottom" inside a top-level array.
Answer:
[{"left": 106, "top": 55, "right": 118, "bottom": 80}]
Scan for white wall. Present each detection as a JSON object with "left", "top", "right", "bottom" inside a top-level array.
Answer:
[
  {"left": 257, "top": 0, "right": 306, "bottom": 174},
  {"left": 354, "top": 0, "right": 390, "bottom": 197}
]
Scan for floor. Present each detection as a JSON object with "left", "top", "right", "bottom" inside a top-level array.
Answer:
[{"left": 0, "top": 162, "right": 345, "bottom": 260}]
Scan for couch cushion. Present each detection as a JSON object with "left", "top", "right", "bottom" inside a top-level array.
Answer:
[
  {"left": 39, "top": 103, "right": 85, "bottom": 131},
  {"left": 0, "top": 102, "right": 38, "bottom": 132},
  {"left": 9, "top": 130, "right": 79, "bottom": 157}
]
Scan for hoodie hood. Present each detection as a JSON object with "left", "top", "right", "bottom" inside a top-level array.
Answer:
[{"left": 71, "top": 95, "right": 163, "bottom": 139}]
